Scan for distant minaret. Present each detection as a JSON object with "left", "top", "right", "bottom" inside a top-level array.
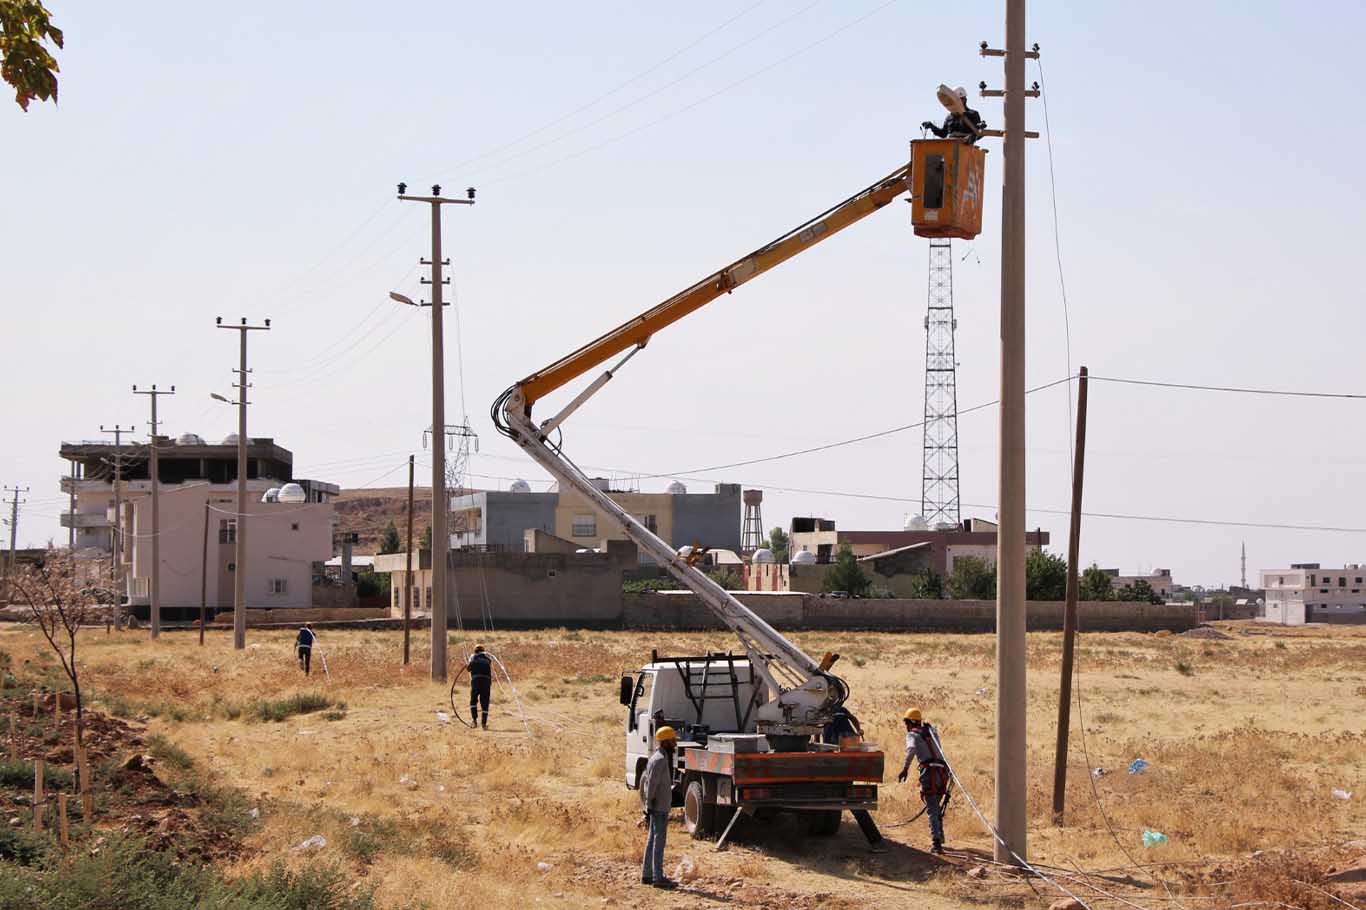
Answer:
[{"left": 1240, "top": 540, "right": 1247, "bottom": 589}]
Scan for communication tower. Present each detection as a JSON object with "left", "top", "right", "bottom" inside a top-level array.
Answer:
[
  {"left": 921, "top": 238, "right": 961, "bottom": 528},
  {"left": 741, "top": 489, "right": 765, "bottom": 556}
]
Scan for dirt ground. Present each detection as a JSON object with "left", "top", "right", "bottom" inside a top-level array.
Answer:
[{"left": 2, "top": 620, "right": 1364, "bottom": 909}]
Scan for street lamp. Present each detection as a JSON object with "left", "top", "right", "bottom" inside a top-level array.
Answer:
[
  {"left": 209, "top": 393, "right": 230, "bottom": 403},
  {"left": 389, "top": 291, "right": 417, "bottom": 307}
]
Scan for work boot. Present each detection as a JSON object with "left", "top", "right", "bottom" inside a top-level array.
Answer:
[
  {"left": 931, "top": 840, "right": 944, "bottom": 855},
  {"left": 470, "top": 708, "right": 478, "bottom": 726},
  {"left": 481, "top": 715, "right": 488, "bottom": 730},
  {"left": 651, "top": 879, "right": 677, "bottom": 890},
  {"left": 640, "top": 877, "right": 653, "bottom": 886}
]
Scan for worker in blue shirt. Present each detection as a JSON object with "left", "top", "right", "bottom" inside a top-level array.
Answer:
[{"left": 295, "top": 624, "right": 315, "bottom": 675}]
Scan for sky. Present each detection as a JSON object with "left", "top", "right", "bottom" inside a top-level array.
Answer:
[{"left": 4, "top": 1, "right": 1365, "bottom": 587}]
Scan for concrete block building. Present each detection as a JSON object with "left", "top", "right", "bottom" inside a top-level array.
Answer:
[
  {"left": 1262, "top": 563, "right": 1366, "bottom": 625},
  {"left": 59, "top": 434, "right": 337, "bottom": 616},
  {"left": 785, "top": 516, "right": 1048, "bottom": 578}
]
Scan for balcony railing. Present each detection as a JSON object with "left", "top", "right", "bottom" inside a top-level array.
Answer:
[{"left": 60, "top": 512, "right": 111, "bottom": 529}]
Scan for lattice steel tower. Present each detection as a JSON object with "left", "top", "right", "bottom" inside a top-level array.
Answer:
[{"left": 921, "top": 239, "right": 961, "bottom": 528}]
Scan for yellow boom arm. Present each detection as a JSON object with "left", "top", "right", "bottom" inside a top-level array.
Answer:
[{"left": 512, "top": 163, "right": 912, "bottom": 413}]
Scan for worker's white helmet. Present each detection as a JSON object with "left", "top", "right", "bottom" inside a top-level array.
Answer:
[{"left": 955, "top": 86, "right": 968, "bottom": 101}]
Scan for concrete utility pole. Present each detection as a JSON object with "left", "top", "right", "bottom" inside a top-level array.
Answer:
[
  {"left": 396, "top": 182, "right": 475, "bottom": 683},
  {"left": 1051, "top": 366, "right": 1088, "bottom": 824},
  {"left": 404, "top": 453, "right": 415, "bottom": 666},
  {"left": 199, "top": 500, "right": 210, "bottom": 647},
  {"left": 982, "top": 0, "right": 1036, "bottom": 865},
  {"left": 216, "top": 317, "right": 271, "bottom": 650},
  {"left": 3, "top": 486, "right": 29, "bottom": 586},
  {"left": 133, "top": 384, "right": 175, "bottom": 639},
  {"left": 99, "top": 425, "right": 135, "bottom": 588}
]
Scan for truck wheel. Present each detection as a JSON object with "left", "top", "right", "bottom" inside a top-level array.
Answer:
[
  {"left": 805, "top": 809, "right": 842, "bottom": 837},
  {"left": 683, "top": 780, "right": 716, "bottom": 839}
]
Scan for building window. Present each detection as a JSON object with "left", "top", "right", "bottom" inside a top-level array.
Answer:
[
  {"left": 1320, "top": 589, "right": 1329, "bottom": 594},
  {"left": 267, "top": 578, "right": 287, "bottom": 595},
  {"left": 291, "top": 522, "right": 300, "bottom": 531},
  {"left": 219, "top": 519, "right": 237, "bottom": 544},
  {"left": 571, "top": 514, "right": 597, "bottom": 538},
  {"left": 227, "top": 562, "right": 235, "bottom": 573},
  {"left": 425, "top": 586, "right": 432, "bottom": 608},
  {"left": 639, "top": 514, "right": 658, "bottom": 533},
  {"left": 1340, "top": 577, "right": 1347, "bottom": 586}
]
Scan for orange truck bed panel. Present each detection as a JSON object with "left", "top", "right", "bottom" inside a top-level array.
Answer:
[{"left": 685, "top": 748, "right": 884, "bottom": 784}]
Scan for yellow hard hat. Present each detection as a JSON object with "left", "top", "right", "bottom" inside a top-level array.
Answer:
[
  {"left": 655, "top": 726, "right": 677, "bottom": 742},
  {"left": 904, "top": 708, "right": 923, "bottom": 722}
]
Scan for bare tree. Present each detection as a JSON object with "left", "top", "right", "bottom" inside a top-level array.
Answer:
[{"left": 8, "top": 547, "right": 107, "bottom": 747}]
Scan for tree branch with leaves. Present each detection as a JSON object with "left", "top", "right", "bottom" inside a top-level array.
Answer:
[{"left": 0, "top": 1, "right": 63, "bottom": 111}]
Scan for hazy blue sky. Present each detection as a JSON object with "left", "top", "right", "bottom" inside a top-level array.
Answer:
[{"left": 5, "top": 1, "right": 1365, "bottom": 586}]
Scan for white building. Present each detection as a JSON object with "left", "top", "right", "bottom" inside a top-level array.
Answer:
[
  {"left": 60, "top": 435, "right": 338, "bottom": 615},
  {"left": 1261, "top": 563, "right": 1366, "bottom": 625}
]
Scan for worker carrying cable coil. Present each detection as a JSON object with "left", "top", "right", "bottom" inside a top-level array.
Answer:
[
  {"left": 897, "top": 707, "right": 951, "bottom": 854},
  {"left": 467, "top": 645, "right": 493, "bottom": 730}
]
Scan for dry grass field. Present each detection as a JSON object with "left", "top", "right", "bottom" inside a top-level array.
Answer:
[{"left": 3, "top": 620, "right": 1365, "bottom": 909}]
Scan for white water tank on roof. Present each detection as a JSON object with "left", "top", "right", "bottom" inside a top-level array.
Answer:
[
  {"left": 752, "top": 548, "right": 776, "bottom": 565},
  {"left": 277, "top": 483, "right": 307, "bottom": 503},
  {"left": 791, "top": 547, "right": 817, "bottom": 565},
  {"left": 176, "top": 432, "right": 205, "bottom": 446},
  {"left": 262, "top": 487, "right": 281, "bottom": 503},
  {"left": 667, "top": 481, "right": 687, "bottom": 494},
  {"left": 222, "top": 433, "right": 240, "bottom": 445},
  {"left": 509, "top": 479, "right": 531, "bottom": 493},
  {"left": 905, "top": 514, "right": 930, "bottom": 531}
]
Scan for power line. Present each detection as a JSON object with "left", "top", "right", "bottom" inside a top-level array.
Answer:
[
  {"left": 1090, "top": 375, "right": 1366, "bottom": 400},
  {"left": 441, "top": 0, "right": 772, "bottom": 176},
  {"left": 636, "top": 375, "right": 1072, "bottom": 478},
  {"left": 466, "top": 0, "right": 824, "bottom": 181},
  {"left": 482, "top": 0, "right": 903, "bottom": 187}
]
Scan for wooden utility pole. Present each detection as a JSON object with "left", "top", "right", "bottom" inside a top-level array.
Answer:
[
  {"left": 216, "top": 317, "right": 271, "bottom": 650},
  {"left": 199, "top": 500, "right": 210, "bottom": 646},
  {"left": 396, "top": 183, "right": 474, "bottom": 682},
  {"left": 98, "top": 425, "right": 134, "bottom": 605},
  {"left": 404, "top": 454, "right": 415, "bottom": 665},
  {"left": 1052, "top": 366, "right": 1088, "bottom": 824},
  {"left": 982, "top": 0, "right": 1035, "bottom": 865},
  {"left": 134, "top": 384, "right": 175, "bottom": 638}
]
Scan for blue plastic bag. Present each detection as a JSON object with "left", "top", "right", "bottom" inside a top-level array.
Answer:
[
  {"left": 1128, "top": 758, "right": 1149, "bottom": 775},
  {"left": 1141, "top": 829, "right": 1168, "bottom": 848}
]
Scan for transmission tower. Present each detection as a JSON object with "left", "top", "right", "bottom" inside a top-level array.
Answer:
[{"left": 921, "top": 239, "right": 961, "bottom": 528}]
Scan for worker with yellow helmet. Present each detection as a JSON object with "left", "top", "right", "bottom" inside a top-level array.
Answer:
[
  {"left": 639, "top": 725, "right": 679, "bottom": 889},
  {"left": 898, "top": 708, "right": 950, "bottom": 854}
]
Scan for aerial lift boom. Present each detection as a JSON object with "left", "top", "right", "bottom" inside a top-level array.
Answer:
[{"left": 495, "top": 142, "right": 981, "bottom": 743}]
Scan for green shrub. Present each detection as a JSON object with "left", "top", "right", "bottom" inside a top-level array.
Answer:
[
  {"left": 0, "top": 825, "right": 46, "bottom": 864},
  {"left": 1175, "top": 659, "right": 1195, "bottom": 676},
  {"left": 148, "top": 734, "right": 194, "bottom": 771},
  {"left": 250, "top": 693, "right": 342, "bottom": 723},
  {"left": 0, "top": 759, "right": 74, "bottom": 791}
]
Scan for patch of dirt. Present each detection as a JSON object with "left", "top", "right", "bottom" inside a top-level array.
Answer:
[
  {"left": 333, "top": 487, "right": 432, "bottom": 553},
  {"left": 1, "top": 689, "right": 245, "bottom": 863},
  {"left": 1180, "top": 626, "right": 1233, "bottom": 640}
]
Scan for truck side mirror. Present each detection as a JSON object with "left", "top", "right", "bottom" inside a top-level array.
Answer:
[{"left": 619, "top": 675, "right": 634, "bottom": 706}]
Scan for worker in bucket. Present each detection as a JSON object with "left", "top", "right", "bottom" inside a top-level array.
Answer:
[
  {"left": 295, "top": 624, "right": 315, "bottom": 676},
  {"left": 467, "top": 645, "right": 493, "bottom": 730},
  {"left": 897, "top": 707, "right": 950, "bottom": 854},
  {"left": 640, "top": 726, "right": 678, "bottom": 890},
  {"left": 821, "top": 705, "right": 864, "bottom": 747},
  {"left": 921, "top": 86, "right": 986, "bottom": 144}
]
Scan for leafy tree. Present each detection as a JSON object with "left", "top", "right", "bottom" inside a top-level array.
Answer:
[
  {"left": 707, "top": 568, "right": 743, "bottom": 590},
  {"left": 378, "top": 521, "right": 402, "bottom": 555},
  {"left": 947, "top": 555, "right": 996, "bottom": 600},
  {"left": 1116, "top": 579, "right": 1164, "bottom": 605},
  {"left": 905, "top": 569, "right": 944, "bottom": 600},
  {"left": 1, "top": 1, "right": 63, "bottom": 111},
  {"left": 420, "top": 525, "right": 432, "bottom": 551},
  {"left": 822, "top": 543, "right": 871, "bottom": 598},
  {"left": 1079, "top": 563, "right": 1114, "bottom": 601},
  {"left": 1025, "top": 548, "right": 1069, "bottom": 601},
  {"left": 768, "top": 526, "right": 789, "bottom": 563}
]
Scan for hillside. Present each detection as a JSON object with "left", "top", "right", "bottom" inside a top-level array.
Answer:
[{"left": 333, "top": 486, "right": 433, "bottom": 554}]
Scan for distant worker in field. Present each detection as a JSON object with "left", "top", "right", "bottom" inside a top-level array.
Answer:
[
  {"left": 639, "top": 726, "right": 678, "bottom": 890},
  {"left": 921, "top": 86, "right": 986, "bottom": 145},
  {"left": 821, "top": 705, "right": 864, "bottom": 747},
  {"left": 295, "top": 624, "right": 315, "bottom": 676},
  {"left": 897, "top": 707, "right": 950, "bottom": 854},
  {"left": 467, "top": 645, "right": 493, "bottom": 730}
]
